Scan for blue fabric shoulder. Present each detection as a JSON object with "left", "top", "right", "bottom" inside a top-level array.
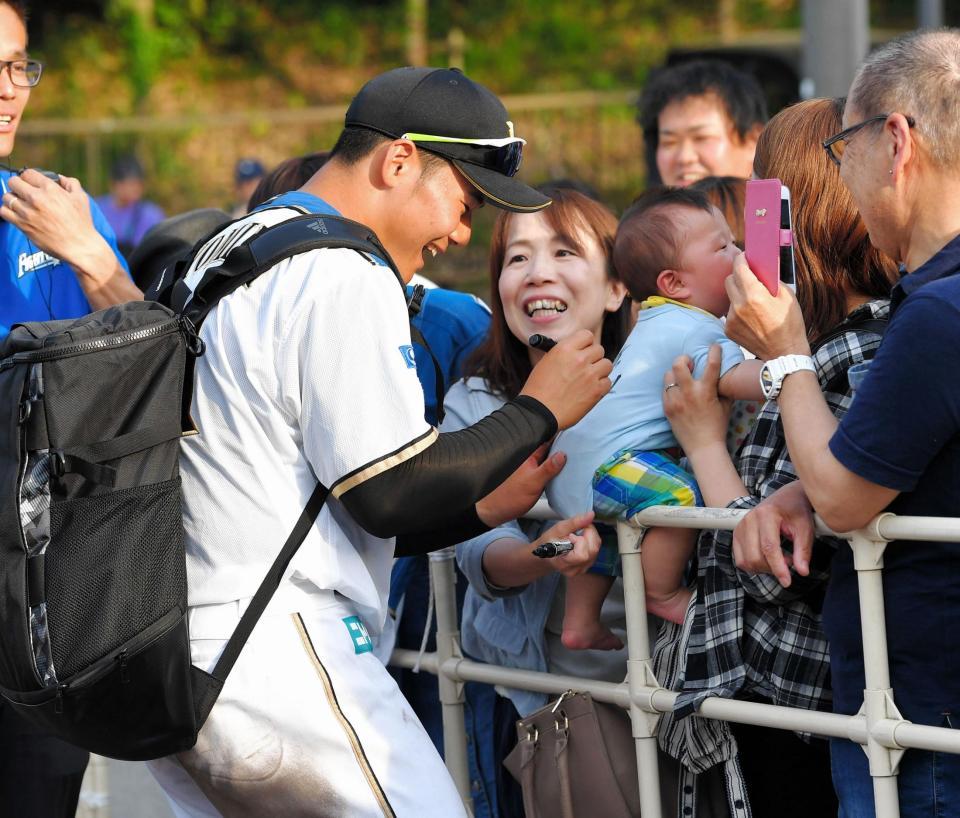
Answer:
[
  {"left": 88, "top": 194, "right": 129, "bottom": 273},
  {"left": 407, "top": 287, "right": 491, "bottom": 426}
]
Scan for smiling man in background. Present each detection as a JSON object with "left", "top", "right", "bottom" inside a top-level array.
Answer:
[
  {"left": 638, "top": 59, "right": 767, "bottom": 187},
  {"left": 0, "top": 0, "right": 139, "bottom": 340},
  {"left": 0, "top": 2, "right": 138, "bottom": 816}
]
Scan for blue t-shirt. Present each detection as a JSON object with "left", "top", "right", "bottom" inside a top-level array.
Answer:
[
  {"left": 407, "top": 286, "right": 490, "bottom": 426},
  {"left": 0, "top": 170, "right": 129, "bottom": 339},
  {"left": 94, "top": 194, "right": 165, "bottom": 252},
  {"left": 826, "top": 234, "right": 960, "bottom": 727},
  {"left": 547, "top": 302, "right": 743, "bottom": 517}
]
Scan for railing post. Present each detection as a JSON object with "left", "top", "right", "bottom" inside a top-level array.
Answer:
[
  {"left": 851, "top": 517, "right": 906, "bottom": 818},
  {"left": 617, "top": 521, "right": 663, "bottom": 818},
  {"left": 428, "top": 547, "right": 474, "bottom": 815}
]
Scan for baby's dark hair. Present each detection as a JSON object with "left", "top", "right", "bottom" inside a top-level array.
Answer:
[{"left": 613, "top": 186, "right": 713, "bottom": 301}]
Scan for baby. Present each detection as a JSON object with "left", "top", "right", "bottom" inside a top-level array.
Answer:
[{"left": 547, "top": 186, "right": 764, "bottom": 649}]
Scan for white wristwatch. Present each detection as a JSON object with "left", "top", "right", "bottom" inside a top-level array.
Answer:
[{"left": 759, "top": 354, "right": 816, "bottom": 400}]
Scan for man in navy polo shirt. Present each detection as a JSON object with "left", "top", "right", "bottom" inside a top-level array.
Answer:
[{"left": 721, "top": 29, "right": 960, "bottom": 818}]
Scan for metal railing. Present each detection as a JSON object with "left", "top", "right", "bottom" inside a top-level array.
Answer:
[{"left": 390, "top": 506, "right": 960, "bottom": 818}]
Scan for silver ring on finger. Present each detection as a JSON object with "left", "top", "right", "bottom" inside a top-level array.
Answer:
[{"left": 664, "top": 382, "right": 679, "bottom": 392}]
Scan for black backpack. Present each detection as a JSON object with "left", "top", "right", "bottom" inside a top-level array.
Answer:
[{"left": 0, "top": 213, "right": 410, "bottom": 760}]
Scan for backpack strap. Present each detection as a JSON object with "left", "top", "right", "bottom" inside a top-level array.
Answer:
[
  {"left": 811, "top": 317, "right": 889, "bottom": 353},
  {"left": 205, "top": 482, "right": 329, "bottom": 690},
  {"left": 178, "top": 213, "right": 403, "bottom": 328},
  {"left": 170, "top": 212, "right": 448, "bottom": 423},
  {"left": 407, "top": 283, "right": 447, "bottom": 425}
]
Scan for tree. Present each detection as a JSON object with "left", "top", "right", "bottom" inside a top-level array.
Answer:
[{"left": 108, "top": 0, "right": 160, "bottom": 110}]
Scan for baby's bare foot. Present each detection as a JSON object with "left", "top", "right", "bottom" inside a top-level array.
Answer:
[
  {"left": 561, "top": 621, "right": 624, "bottom": 651},
  {"left": 646, "top": 587, "right": 693, "bottom": 625}
]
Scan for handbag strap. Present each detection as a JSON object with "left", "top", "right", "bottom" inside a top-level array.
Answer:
[
  {"left": 555, "top": 721, "right": 575, "bottom": 818},
  {"left": 519, "top": 737, "right": 540, "bottom": 818}
]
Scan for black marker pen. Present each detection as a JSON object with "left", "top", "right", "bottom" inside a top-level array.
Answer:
[
  {"left": 532, "top": 540, "right": 574, "bottom": 558},
  {"left": 528, "top": 334, "right": 557, "bottom": 351}
]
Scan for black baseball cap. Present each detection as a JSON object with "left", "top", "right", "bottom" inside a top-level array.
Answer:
[{"left": 345, "top": 67, "right": 550, "bottom": 213}]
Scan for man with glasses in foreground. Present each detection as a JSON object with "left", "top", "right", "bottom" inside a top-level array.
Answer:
[
  {"left": 0, "top": 0, "right": 139, "bottom": 340},
  {"left": 0, "top": 3, "right": 136, "bottom": 817},
  {"left": 719, "top": 29, "right": 960, "bottom": 816},
  {"left": 146, "top": 66, "right": 612, "bottom": 817}
]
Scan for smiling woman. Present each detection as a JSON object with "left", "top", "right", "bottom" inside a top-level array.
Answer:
[
  {"left": 464, "top": 186, "right": 631, "bottom": 398},
  {"left": 440, "top": 185, "right": 634, "bottom": 816}
]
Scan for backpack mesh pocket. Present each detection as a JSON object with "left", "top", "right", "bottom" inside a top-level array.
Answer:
[{"left": 46, "top": 477, "right": 187, "bottom": 680}]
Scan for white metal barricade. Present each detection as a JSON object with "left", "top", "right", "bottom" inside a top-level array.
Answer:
[{"left": 390, "top": 507, "right": 960, "bottom": 818}]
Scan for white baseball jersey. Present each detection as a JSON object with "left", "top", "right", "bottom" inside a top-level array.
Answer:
[{"left": 177, "top": 194, "right": 434, "bottom": 631}]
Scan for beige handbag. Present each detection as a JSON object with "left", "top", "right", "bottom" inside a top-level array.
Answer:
[{"left": 503, "top": 691, "right": 641, "bottom": 818}]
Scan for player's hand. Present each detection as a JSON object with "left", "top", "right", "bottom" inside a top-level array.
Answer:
[
  {"left": 533, "top": 512, "right": 600, "bottom": 578},
  {"left": 724, "top": 252, "right": 810, "bottom": 360},
  {"left": 476, "top": 444, "right": 566, "bottom": 527},
  {"left": 732, "top": 481, "right": 814, "bottom": 587},
  {"left": 519, "top": 329, "right": 612, "bottom": 430}
]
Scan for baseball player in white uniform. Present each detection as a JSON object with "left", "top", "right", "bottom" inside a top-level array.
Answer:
[{"left": 147, "top": 67, "right": 613, "bottom": 817}]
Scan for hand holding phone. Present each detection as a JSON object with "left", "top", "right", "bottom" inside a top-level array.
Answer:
[{"left": 744, "top": 178, "right": 796, "bottom": 296}]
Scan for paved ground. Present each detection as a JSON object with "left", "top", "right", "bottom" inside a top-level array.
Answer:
[{"left": 77, "top": 756, "right": 175, "bottom": 818}]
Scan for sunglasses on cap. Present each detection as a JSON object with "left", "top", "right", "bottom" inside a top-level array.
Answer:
[{"left": 400, "top": 132, "right": 525, "bottom": 177}]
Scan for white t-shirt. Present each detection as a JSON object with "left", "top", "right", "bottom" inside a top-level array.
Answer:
[{"left": 178, "top": 195, "right": 433, "bottom": 631}]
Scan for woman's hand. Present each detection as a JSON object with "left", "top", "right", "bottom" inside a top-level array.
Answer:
[
  {"left": 664, "top": 345, "right": 749, "bottom": 509},
  {"left": 663, "top": 345, "right": 732, "bottom": 456},
  {"left": 532, "top": 511, "right": 600, "bottom": 578},
  {"left": 477, "top": 444, "right": 566, "bottom": 527},
  {"left": 724, "top": 253, "right": 810, "bottom": 359}
]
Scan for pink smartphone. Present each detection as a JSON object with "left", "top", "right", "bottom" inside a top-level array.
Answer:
[{"left": 744, "top": 178, "right": 795, "bottom": 296}]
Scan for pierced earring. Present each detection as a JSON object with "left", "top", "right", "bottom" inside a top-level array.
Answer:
[{"left": 889, "top": 169, "right": 894, "bottom": 175}]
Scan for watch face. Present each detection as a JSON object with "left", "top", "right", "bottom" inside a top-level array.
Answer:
[{"left": 760, "top": 365, "right": 776, "bottom": 398}]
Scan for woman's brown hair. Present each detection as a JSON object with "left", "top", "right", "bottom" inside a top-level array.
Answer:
[
  {"left": 691, "top": 176, "right": 747, "bottom": 248},
  {"left": 464, "top": 187, "right": 632, "bottom": 400},
  {"left": 753, "top": 98, "right": 899, "bottom": 344}
]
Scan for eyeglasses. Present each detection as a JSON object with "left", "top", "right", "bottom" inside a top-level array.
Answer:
[
  {"left": 822, "top": 114, "right": 916, "bottom": 166},
  {"left": 400, "top": 132, "right": 525, "bottom": 177},
  {"left": 0, "top": 59, "right": 42, "bottom": 88}
]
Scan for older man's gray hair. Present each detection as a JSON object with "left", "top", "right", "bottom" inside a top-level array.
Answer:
[{"left": 849, "top": 28, "right": 960, "bottom": 168}]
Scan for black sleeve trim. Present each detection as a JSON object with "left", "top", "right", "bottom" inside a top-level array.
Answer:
[{"left": 339, "top": 396, "right": 556, "bottom": 542}]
